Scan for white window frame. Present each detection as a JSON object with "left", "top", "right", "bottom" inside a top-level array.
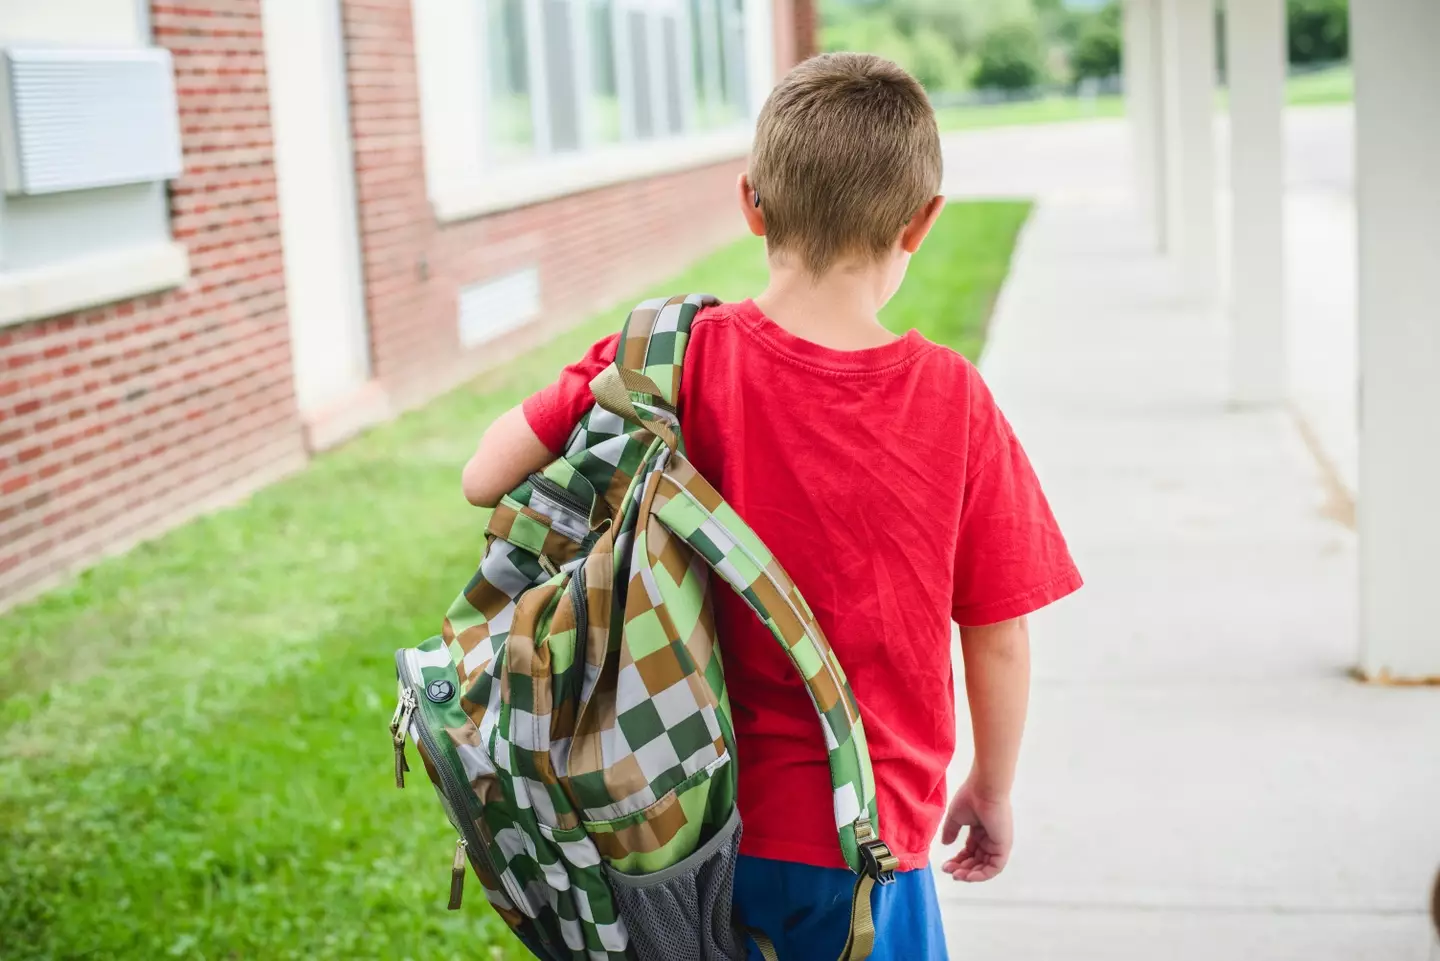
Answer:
[{"left": 412, "top": 0, "right": 773, "bottom": 223}]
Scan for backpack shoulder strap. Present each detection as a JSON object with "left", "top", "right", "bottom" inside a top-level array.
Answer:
[
  {"left": 654, "top": 458, "right": 895, "bottom": 961},
  {"left": 591, "top": 294, "right": 895, "bottom": 876},
  {"left": 590, "top": 294, "right": 717, "bottom": 453},
  {"left": 650, "top": 457, "right": 895, "bottom": 881},
  {"left": 612, "top": 293, "right": 719, "bottom": 406}
]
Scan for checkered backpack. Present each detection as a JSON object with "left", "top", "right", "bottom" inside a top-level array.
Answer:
[{"left": 390, "top": 295, "right": 899, "bottom": 961}]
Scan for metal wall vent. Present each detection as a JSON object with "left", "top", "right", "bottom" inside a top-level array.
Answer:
[
  {"left": 458, "top": 268, "right": 541, "bottom": 348},
  {"left": 0, "top": 47, "right": 184, "bottom": 197}
]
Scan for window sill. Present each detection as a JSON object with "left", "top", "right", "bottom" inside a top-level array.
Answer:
[
  {"left": 0, "top": 241, "right": 190, "bottom": 329},
  {"left": 432, "top": 128, "right": 752, "bottom": 224}
]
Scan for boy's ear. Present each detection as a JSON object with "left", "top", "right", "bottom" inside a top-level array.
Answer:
[
  {"left": 738, "top": 173, "right": 766, "bottom": 237},
  {"left": 900, "top": 195, "right": 947, "bottom": 254}
]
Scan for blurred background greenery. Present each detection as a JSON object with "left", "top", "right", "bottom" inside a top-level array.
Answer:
[{"left": 821, "top": 0, "right": 1350, "bottom": 97}]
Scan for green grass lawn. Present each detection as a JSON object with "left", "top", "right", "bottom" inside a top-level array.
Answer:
[
  {"left": 0, "top": 201, "right": 1030, "bottom": 961},
  {"left": 935, "top": 64, "right": 1354, "bottom": 133},
  {"left": 937, "top": 94, "right": 1127, "bottom": 131},
  {"left": 1282, "top": 64, "right": 1353, "bottom": 106}
]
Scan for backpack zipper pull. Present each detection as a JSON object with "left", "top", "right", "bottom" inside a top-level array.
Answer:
[
  {"left": 394, "top": 739, "right": 410, "bottom": 788},
  {"left": 448, "top": 837, "right": 467, "bottom": 910},
  {"left": 391, "top": 689, "right": 416, "bottom": 788}
]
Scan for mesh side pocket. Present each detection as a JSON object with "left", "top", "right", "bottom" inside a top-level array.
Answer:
[{"left": 603, "top": 809, "right": 746, "bottom": 961}]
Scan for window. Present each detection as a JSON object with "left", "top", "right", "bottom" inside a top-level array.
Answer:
[
  {"left": 721, "top": 0, "right": 748, "bottom": 116},
  {"left": 589, "top": 0, "right": 621, "bottom": 143},
  {"left": 412, "top": 0, "right": 772, "bottom": 219},
  {"left": 540, "top": 0, "right": 582, "bottom": 152},
  {"left": 485, "top": 0, "right": 534, "bottom": 160},
  {"left": 689, "top": 0, "right": 718, "bottom": 128},
  {"left": 686, "top": 0, "right": 747, "bottom": 130},
  {"left": 627, "top": 9, "right": 655, "bottom": 139},
  {"left": 661, "top": 15, "right": 685, "bottom": 135},
  {"left": 480, "top": 0, "right": 754, "bottom": 162}
]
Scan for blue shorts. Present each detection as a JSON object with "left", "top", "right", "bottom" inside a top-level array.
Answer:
[{"left": 733, "top": 856, "right": 949, "bottom": 960}]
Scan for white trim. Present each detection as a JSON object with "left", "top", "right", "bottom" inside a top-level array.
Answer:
[
  {"left": 614, "top": 0, "right": 638, "bottom": 141},
  {"left": 700, "top": 0, "right": 722, "bottom": 112},
  {"left": 0, "top": 240, "right": 189, "bottom": 328},
  {"left": 262, "top": 0, "right": 372, "bottom": 415},
  {"left": 676, "top": 8, "right": 696, "bottom": 132},
  {"left": 433, "top": 126, "right": 749, "bottom": 221},
  {"left": 647, "top": 8, "right": 668, "bottom": 134},
  {"left": 412, "top": 0, "right": 487, "bottom": 204},
  {"left": 525, "top": 0, "right": 553, "bottom": 154},
  {"left": 571, "top": 0, "right": 593, "bottom": 150}
]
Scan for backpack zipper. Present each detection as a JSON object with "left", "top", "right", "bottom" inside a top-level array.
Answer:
[
  {"left": 390, "top": 688, "right": 416, "bottom": 787},
  {"left": 448, "top": 837, "right": 468, "bottom": 910},
  {"left": 569, "top": 563, "right": 588, "bottom": 647},
  {"left": 529, "top": 473, "right": 593, "bottom": 517},
  {"left": 394, "top": 650, "right": 514, "bottom": 912}
]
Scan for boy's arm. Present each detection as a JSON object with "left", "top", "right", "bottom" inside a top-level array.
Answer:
[
  {"left": 463, "top": 332, "right": 622, "bottom": 507},
  {"left": 461, "top": 405, "right": 556, "bottom": 508},
  {"left": 942, "top": 370, "right": 1078, "bottom": 882},
  {"left": 940, "top": 616, "right": 1030, "bottom": 882}
]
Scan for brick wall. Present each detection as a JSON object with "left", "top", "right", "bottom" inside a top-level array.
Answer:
[
  {"left": 793, "top": 0, "right": 819, "bottom": 61},
  {"left": 770, "top": 0, "right": 819, "bottom": 79},
  {"left": 0, "top": 1, "right": 305, "bottom": 603},
  {"left": 340, "top": 0, "right": 748, "bottom": 417}
]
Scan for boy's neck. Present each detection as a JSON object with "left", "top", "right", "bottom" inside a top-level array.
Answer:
[{"left": 754, "top": 259, "right": 900, "bottom": 351}]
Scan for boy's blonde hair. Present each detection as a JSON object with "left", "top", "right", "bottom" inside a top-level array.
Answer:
[{"left": 750, "top": 52, "right": 943, "bottom": 274}]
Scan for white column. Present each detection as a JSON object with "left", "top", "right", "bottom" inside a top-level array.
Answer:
[
  {"left": 746, "top": 0, "right": 777, "bottom": 117},
  {"left": 1353, "top": 0, "right": 1440, "bottom": 681},
  {"left": 1160, "top": 0, "right": 1218, "bottom": 296},
  {"left": 1225, "top": 0, "right": 1286, "bottom": 405},
  {"left": 1124, "top": 0, "right": 1168, "bottom": 251}
]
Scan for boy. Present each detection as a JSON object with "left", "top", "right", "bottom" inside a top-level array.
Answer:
[{"left": 462, "top": 53, "right": 1080, "bottom": 960}]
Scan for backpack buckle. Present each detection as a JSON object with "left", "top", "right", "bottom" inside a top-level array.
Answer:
[
  {"left": 853, "top": 820, "right": 899, "bottom": 885},
  {"left": 859, "top": 839, "right": 899, "bottom": 885}
]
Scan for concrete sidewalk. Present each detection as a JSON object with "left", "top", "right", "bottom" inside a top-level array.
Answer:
[
  {"left": 941, "top": 107, "right": 1362, "bottom": 496},
  {"left": 931, "top": 197, "right": 1440, "bottom": 959}
]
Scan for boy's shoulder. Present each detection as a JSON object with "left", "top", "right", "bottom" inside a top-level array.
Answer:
[
  {"left": 691, "top": 299, "right": 749, "bottom": 330},
  {"left": 690, "top": 298, "right": 983, "bottom": 384}
]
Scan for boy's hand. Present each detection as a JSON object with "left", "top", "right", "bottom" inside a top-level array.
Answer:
[{"left": 939, "top": 777, "right": 1013, "bottom": 882}]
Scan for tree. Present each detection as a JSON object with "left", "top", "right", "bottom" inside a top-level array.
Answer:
[
  {"left": 823, "top": 11, "right": 917, "bottom": 69},
  {"left": 971, "top": 20, "right": 1047, "bottom": 92},
  {"left": 1071, "top": 2, "right": 1122, "bottom": 82},
  {"left": 890, "top": 0, "right": 973, "bottom": 58},
  {"left": 908, "top": 25, "right": 968, "bottom": 91},
  {"left": 821, "top": 3, "right": 969, "bottom": 92},
  {"left": 1287, "top": 0, "right": 1348, "bottom": 65}
]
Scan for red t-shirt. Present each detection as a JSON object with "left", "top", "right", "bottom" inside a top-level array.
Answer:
[{"left": 523, "top": 299, "right": 1081, "bottom": 871}]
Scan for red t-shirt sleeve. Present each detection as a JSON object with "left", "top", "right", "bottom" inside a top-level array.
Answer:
[
  {"left": 522, "top": 333, "right": 620, "bottom": 454},
  {"left": 952, "top": 374, "right": 1082, "bottom": 626}
]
